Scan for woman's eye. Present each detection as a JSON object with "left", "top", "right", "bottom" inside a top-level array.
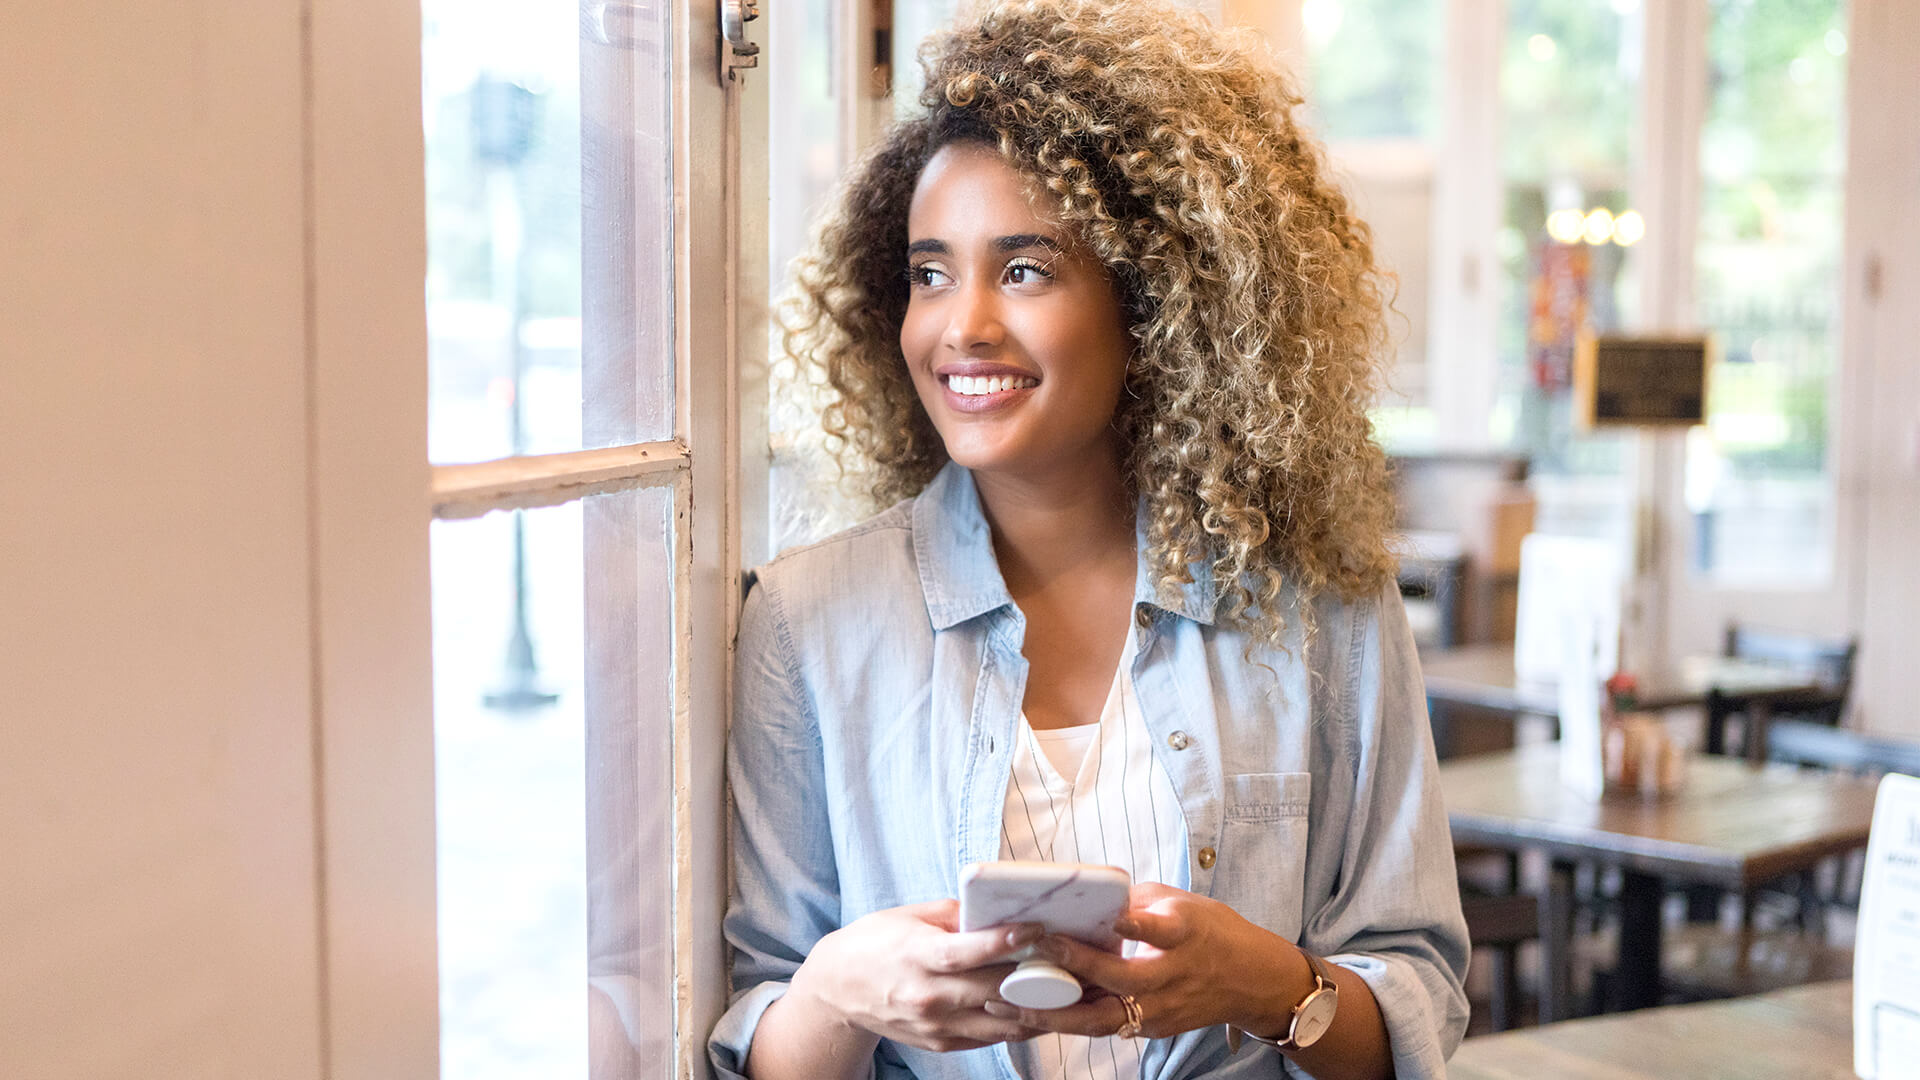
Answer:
[
  {"left": 906, "top": 264, "right": 947, "bottom": 288},
  {"left": 1004, "top": 258, "right": 1053, "bottom": 286}
]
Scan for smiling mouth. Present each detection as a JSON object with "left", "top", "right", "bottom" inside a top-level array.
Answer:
[{"left": 942, "top": 374, "right": 1040, "bottom": 396}]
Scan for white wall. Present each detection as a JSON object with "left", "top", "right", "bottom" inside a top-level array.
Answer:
[
  {"left": 1, "top": 6, "right": 321, "bottom": 1077},
  {"left": 0, "top": 3, "right": 434, "bottom": 1077},
  {"left": 1845, "top": 0, "right": 1920, "bottom": 739}
]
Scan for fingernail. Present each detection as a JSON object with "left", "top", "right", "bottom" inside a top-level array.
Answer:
[
  {"left": 1008, "top": 924, "right": 1041, "bottom": 947},
  {"left": 983, "top": 1001, "right": 1017, "bottom": 1019}
]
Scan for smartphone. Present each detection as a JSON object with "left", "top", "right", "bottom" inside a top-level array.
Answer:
[{"left": 958, "top": 860, "right": 1131, "bottom": 950}]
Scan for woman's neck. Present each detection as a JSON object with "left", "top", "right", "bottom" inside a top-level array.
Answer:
[{"left": 971, "top": 453, "right": 1136, "bottom": 598}]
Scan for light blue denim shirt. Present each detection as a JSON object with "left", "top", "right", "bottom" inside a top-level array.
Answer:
[{"left": 710, "top": 463, "right": 1469, "bottom": 1080}]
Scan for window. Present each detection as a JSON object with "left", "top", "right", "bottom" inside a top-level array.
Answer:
[
  {"left": 766, "top": 0, "right": 870, "bottom": 555},
  {"left": 423, "top": 0, "right": 748, "bottom": 1075},
  {"left": 1492, "top": 0, "right": 1643, "bottom": 541},
  {"left": 1687, "top": 0, "right": 1847, "bottom": 583},
  {"left": 1301, "top": 0, "right": 1444, "bottom": 448}
]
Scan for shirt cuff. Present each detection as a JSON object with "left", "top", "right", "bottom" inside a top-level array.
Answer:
[
  {"left": 708, "top": 980, "right": 792, "bottom": 1080},
  {"left": 1279, "top": 952, "right": 1455, "bottom": 1080}
]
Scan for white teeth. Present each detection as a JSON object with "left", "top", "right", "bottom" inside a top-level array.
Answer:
[{"left": 948, "top": 374, "right": 1039, "bottom": 396}]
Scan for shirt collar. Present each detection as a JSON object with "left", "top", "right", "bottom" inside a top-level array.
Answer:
[{"left": 912, "top": 462, "right": 1218, "bottom": 631}]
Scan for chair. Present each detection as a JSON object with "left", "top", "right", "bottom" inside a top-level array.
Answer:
[
  {"left": 1666, "top": 721, "right": 1915, "bottom": 1003},
  {"left": 1758, "top": 720, "right": 1920, "bottom": 923},
  {"left": 1460, "top": 868, "right": 1571, "bottom": 1032},
  {"left": 1398, "top": 540, "right": 1464, "bottom": 650},
  {"left": 1768, "top": 718, "right": 1920, "bottom": 778},
  {"left": 1703, "top": 624, "right": 1857, "bottom": 759}
]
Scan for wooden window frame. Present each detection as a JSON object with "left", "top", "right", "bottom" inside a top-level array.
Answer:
[{"left": 309, "top": 0, "right": 766, "bottom": 1075}]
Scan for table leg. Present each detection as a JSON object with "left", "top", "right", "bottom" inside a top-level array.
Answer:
[
  {"left": 1615, "top": 870, "right": 1665, "bottom": 1011},
  {"left": 1745, "top": 699, "right": 1775, "bottom": 765},
  {"left": 1540, "top": 861, "right": 1574, "bottom": 1023}
]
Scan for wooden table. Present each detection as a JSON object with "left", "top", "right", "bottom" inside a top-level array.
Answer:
[
  {"left": 1421, "top": 643, "right": 1828, "bottom": 758},
  {"left": 1441, "top": 745, "right": 1879, "bottom": 1011},
  {"left": 1450, "top": 979, "right": 1853, "bottom": 1079}
]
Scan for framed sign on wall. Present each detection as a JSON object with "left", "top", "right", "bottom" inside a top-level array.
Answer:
[{"left": 1572, "top": 333, "right": 1713, "bottom": 430}]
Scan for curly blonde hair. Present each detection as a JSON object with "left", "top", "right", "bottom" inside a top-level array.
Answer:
[{"left": 782, "top": 0, "right": 1397, "bottom": 646}]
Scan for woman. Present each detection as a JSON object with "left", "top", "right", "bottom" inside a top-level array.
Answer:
[{"left": 710, "top": 0, "right": 1469, "bottom": 1077}]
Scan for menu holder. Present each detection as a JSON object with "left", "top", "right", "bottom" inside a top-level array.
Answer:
[{"left": 1855, "top": 773, "right": 1920, "bottom": 1079}]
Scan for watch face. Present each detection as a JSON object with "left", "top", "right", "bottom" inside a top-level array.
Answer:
[{"left": 1292, "top": 990, "right": 1338, "bottom": 1049}]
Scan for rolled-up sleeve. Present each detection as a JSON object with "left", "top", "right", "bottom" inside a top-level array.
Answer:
[
  {"left": 1293, "top": 582, "right": 1470, "bottom": 1079},
  {"left": 708, "top": 572, "right": 845, "bottom": 1079}
]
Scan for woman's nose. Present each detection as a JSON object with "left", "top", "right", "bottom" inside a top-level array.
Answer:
[{"left": 943, "top": 279, "right": 1006, "bottom": 353}]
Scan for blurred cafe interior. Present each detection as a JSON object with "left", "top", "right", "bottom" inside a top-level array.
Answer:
[{"left": 6, "top": 0, "right": 1920, "bottom": 1077}]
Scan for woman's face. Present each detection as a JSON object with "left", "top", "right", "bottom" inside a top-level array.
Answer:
[{"left": 900, "top": 142, "right": 1134, "bottom": 482}]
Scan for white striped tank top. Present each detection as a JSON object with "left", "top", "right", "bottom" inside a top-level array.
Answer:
[{"left": 1000, "top": 625, "right": 1190, "bottom": 1080}]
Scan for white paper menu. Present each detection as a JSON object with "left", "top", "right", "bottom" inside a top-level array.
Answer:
[
  {"left": 1557, "top": 609, "right": 1605, "bottom": 801},
  {"left": 1855, "top": 772, "right": 1920, "bottom": 1079},
  {"left": 1513, "top": 533, "right": 1622, "bottom": 687}
]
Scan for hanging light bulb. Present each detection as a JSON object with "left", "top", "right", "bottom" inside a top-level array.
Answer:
[
  {"left": 1547, "top": 208, "right": 1586, "bottom": 244},
  {"left": 1612, "top": 210, "right": 1646, "bottom": 246},
  {"left": 1583, "top": 207, "right": 1615, "bottom": 245}
]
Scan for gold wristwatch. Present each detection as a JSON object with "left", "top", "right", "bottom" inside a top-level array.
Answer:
[{"left": 1225, "top": 950, "right": 1340, "bottom": 1053}]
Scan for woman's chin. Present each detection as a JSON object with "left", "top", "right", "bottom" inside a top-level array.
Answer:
[{"left": 942, "top": 445, "right": 1026, "bottom": 476}]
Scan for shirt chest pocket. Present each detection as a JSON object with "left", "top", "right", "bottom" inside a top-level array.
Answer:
[{"left": 1213, "top": 771, "right": 1312, "bottom": 941}]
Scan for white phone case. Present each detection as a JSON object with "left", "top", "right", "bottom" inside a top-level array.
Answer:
[{"left": 958, "top": 860, "right": 1131, "bottom": 950}]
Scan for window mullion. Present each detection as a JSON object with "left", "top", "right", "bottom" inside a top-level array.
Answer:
[{"left": 430, "top": 441, "right": 690, "bottom": 519}]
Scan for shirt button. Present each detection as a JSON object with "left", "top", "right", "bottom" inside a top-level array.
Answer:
[
  {"left": 1197, "top": 847, "right": 1217, "bottom": 870},
  {"left": 1167, "top": 730, "right": 1192, "bottom": 751}
]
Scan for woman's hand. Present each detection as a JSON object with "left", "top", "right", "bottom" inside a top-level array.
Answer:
[
  {"left": 982, "top": 882, "right": 1310, "bottom": 1040},
  {"left": 789, "top": 899, "right": 1048, "bottom": 1053}
]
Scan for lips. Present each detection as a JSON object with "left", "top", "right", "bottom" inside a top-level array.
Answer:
[{"left": 937, "top": 369, "right": 1040, "bottom": 414}]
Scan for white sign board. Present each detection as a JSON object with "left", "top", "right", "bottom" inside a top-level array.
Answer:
[
  {"left": 1513, "top": 533, "right": 1624, "bottom": 686},
  {"left": 1856, "top": 773, "right": 1920, "bottom": 1079}
]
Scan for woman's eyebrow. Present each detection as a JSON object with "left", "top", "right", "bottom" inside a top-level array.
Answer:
[
  {"left": 995, "top": 233, "right": 1064, "bottom": 253},
  {"left": 906, "top": 235, "right": 1064, "bottom": 256}
]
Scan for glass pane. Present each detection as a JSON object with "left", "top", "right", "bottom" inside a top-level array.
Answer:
[
  {"left": 1333, "top": 143, "right": 1438, "bottom": 449},
  {"left": 1496, "top": 0, "right": 1642, "bottom": 541},
  {"left": 1297, "top": 0, "right": 1441, "bottom": 448},
  {"left": 1687, "top": 0, "right": 1845, "bottom": 582},
  {"left": 424, "top": 0, "right": 673, "bottom": 466},
  {"left": 432, "top": 486, "right": 675, "bottom": 1078},
  {"left": 768, "top": 0, "right": 857, "bottom": 556},
  {"left": 769, "top": 0, "right": 841, "bottom": 288},
  {"left": 1303, "top": 0, "right": 1441, "bottom": 140}
]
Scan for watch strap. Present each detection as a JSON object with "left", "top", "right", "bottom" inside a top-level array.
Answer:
[{"left": 1227, "top": 951, "right": 1338, "bottom": 1052}]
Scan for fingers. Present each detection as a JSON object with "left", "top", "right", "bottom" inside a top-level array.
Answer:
[
  {"left": 903, "top": 967, "right": 1019, "bottom": 1013},
  {"left": 1114, "top": 907, "right": 1187, "bottom": 949},
  {"left": 1032, "top": 933, "right": 1144, "bottom": 993},
  {"left": 921, "top": 923, "right": 1043, "bottom": 974},
  {"left": 936, "top": 1011, "right": 1050, "bottom": 1047},
  {"left": 900, "top": 1027, "right": 1040, "bottom": 1053},
  {"left": 1129, "top": 881, "right": 1182, "bottom": 905},
  {"left": 1116, "top": 885, "right": 1197, "bottom": 948},
  {"left": 902, "top": 897, "right": 962, "bottom": 930},
  {"left": 985, "top": 995, "right": 1131, "bottom": 1039},
  {"left": 895, "top": 1005, "right": 1046, "bottom": 1053}
]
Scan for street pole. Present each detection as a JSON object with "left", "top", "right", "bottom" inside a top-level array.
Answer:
[{"left": 476, "top": 73, "right": 559, "bottom": 714}]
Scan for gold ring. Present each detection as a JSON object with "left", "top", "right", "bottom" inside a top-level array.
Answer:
[{"left": 1115, "top": 993, "right": 1144, "bottom": 1040}]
